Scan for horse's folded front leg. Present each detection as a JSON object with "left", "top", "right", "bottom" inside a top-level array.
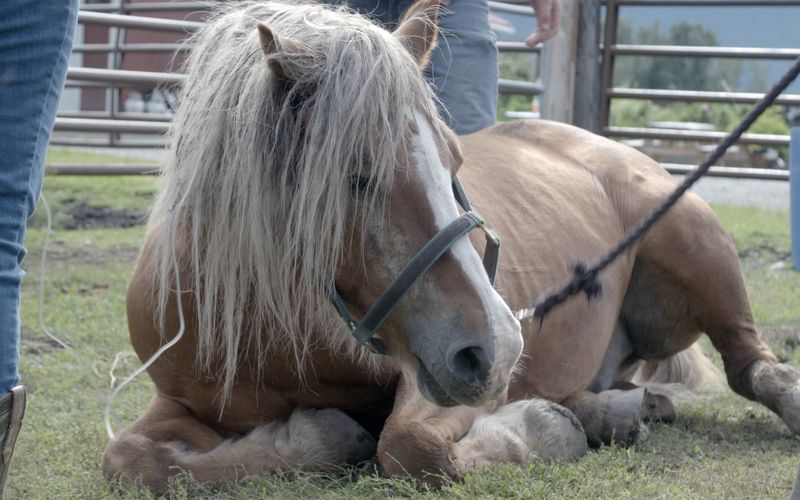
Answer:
[
  {"left": 377, "top": 374, "right": 494, "bottom": 483},
  {"left": 378, "top": 375, "right": 589, "bottom": 482},
  {"left": 174, "top": 406, "right": 377, "bottom": 486}
]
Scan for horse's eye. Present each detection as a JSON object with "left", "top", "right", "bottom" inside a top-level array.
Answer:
[{"left": 350, "top": 175, "right": 374, "bottom": 195}]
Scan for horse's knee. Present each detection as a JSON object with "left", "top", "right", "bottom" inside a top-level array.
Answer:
[
  {"left": 703, "top": 326, "right": 800, "bottom": 435},
  {"left": 748, "top": 360, "right": 800, "bottom": 434},
  {"left": 102, "top": 431, "right": 177, "bottom": 495},
  {"left": 717, "top": 342, "right": 778, "bottom": 401}
]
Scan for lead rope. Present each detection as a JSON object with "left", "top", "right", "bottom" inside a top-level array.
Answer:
[{"left": 515, "top": 56, "right": 800, "bottom": 323}]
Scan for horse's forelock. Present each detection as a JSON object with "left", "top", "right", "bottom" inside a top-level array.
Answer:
[{"left": 147, "top": 1, "right": 438, "bottom": 402}]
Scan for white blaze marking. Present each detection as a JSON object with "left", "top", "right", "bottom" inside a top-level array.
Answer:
[{"left": 410, "top": 112, "right": 515, "bottom": 336}]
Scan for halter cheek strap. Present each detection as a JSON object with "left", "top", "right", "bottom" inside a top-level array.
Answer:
[{"left": 330, "top": 176, "right": 500, "bottom": 354}]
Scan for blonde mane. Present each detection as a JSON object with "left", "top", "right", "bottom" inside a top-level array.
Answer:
[{"left": 147, "top": 1, "right": 441, "bottom": 399}]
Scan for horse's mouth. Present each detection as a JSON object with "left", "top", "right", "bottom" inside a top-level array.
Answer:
[{"left": 414, "top": 355, "right": 486, "bottom": 407}]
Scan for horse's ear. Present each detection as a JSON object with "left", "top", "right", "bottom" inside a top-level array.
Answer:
[
  {"left": 257, "top": 22, "right": 302, "bottom": 80},
  {"left": 393, "top": 0, "right": 442, "bottom": 68}
]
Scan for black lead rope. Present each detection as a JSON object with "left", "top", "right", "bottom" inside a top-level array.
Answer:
[{"left": 526, "top": 56, "right": 800, "bottom": 322}]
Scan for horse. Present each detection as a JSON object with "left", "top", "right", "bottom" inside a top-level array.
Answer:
[{"left": 102, "top": 0, "right": 800, "bottom": 493}]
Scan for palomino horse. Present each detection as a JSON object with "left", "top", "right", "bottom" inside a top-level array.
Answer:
[{"left": 103, "top": 0, "right": 800, "bottom": 492}]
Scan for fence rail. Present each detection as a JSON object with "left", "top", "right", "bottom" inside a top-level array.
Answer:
[
  {"left": 67, "top": 67, "right": 184, "bottom": 87},
  {"left": 607, "top": 88, "right": 800, "bottom": 107},
  {"left": 72, "top": 43, "right": 189, "bottom": 53},
  {"left": 605, "top": 126, "right": 790, "bottom": 147},
  {"left": 611, "top": 44, "right": 800, "bottom": 60},
  {"left": 77, "top": 10, "right": 201, "bottom": 32}
]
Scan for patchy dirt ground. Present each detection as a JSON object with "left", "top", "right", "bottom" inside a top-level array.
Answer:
[{"left": 64, "top": 204, "right": 145, "bottom": 230}]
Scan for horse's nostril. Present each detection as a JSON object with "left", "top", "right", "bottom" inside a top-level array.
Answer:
[{"left": 448, "top": 345, "right": 491, "bottom": 387}]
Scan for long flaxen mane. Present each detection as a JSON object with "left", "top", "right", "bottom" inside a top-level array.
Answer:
[{"left": 146, "top": 1, "right": 442, "bottom": 399}]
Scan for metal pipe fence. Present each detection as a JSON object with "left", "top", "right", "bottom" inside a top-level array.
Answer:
[
  {"left": 599, "top": 0, "right": 799, "bottom": 178},
  {"left": 55, "top": 1, "right": 541, "bottom": 153},
  {"left": 61, "top": 0, "right": 797, "bottom": 184}
]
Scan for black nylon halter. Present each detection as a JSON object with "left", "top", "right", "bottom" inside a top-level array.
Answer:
[{"left": 330, "top": 176, "right": 500, "bottom": 354}]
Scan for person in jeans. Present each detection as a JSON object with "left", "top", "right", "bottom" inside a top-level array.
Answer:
[
  {"left": 0, "top": 0, "right": 78, "bottom": 493},
  {"left": 325, "top": 0, "right": 561, "bottom": 134}
]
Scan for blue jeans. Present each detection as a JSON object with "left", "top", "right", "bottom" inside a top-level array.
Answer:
[
  {"left": 329, "top": 0, "right": 498, "bottom": 134},
  {"left": 0, "top": 0, "right": 78, "bottom": 392}
]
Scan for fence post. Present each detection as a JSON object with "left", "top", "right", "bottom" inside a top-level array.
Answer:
[
  {"left": 791, "top": 119, "right": 800, "bottom": 270},
  {"left": 540, "top": 0, "right": 580, "bottom": 123},
  {"left": 572, "top": 0, "right": 602, "bottom": 133}
]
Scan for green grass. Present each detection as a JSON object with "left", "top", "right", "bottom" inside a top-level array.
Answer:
[
  {"left": 714, "top": 205, "right": 800, "bottom": 326},
  {"left": 9, "top": 172, "right": 800, "bottom": 498},
  {"left": 46, "top": 147, "right": 159, "bottom": 166}
]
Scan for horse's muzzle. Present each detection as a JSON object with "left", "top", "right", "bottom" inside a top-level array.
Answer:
[{"left": 414, "top": 346, "right": 493, "bottom": 407}]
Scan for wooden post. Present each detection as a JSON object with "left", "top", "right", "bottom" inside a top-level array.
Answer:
[
  {"left": 540, "top": 0, "right": 580, "bottom": 123},
  {"left": 573, "top": 0, "right": 602, "bottom": 132}
]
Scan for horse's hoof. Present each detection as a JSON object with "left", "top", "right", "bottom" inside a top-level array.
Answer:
[
  {"left": 600, "top": 388, "right": 646, "bottom": 446},
  {"left": 642, "top": 390, "right": 676, "bottom": 423}
]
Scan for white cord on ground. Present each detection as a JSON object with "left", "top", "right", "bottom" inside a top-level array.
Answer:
[
  {"left": 36, "top": 193, "right": 186, "bottom": 439},
  {"left": 103, "top": 245, "right": 186, "bottom": 440},
  {"left": 37, "top": 194, "right": 73, "bottom": 351},
  {"left": 108, "top": 352, "right": 138, "bottom": 389}
]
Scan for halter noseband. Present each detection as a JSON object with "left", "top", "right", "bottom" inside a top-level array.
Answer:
[{"left": 330, "top": 176, "right": 500, "bottom": 354}]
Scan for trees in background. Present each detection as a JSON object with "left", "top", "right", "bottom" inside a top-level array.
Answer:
[{"left": 610, "top": 20, "right": 788, "bottom": 162}]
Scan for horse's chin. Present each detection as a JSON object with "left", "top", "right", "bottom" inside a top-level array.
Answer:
[{"left": 414, "top": 355, "right": 492, "bottom": 408}]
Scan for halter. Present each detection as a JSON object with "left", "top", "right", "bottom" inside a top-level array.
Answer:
[{"left": 330, "top": 176, "right": 500, "bottom": 355}]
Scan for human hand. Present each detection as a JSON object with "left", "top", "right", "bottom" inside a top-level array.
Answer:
[{"left": 526, "top": 0, "right": 561, "bottom": 47}]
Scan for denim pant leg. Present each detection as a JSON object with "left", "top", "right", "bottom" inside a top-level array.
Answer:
[
  {"left": 0, "top": 0, "right": 78, "bottom": 392},
  {"left": 428, "top": 0, "right": 497, "bottom": 134},
  {"left": 324, "top": 0, "right": 497, "bottom": 135}
]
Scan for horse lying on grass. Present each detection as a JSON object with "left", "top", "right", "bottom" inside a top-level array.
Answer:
[{"left": 102, "top": 0, "right": 800, "bottom": 493}]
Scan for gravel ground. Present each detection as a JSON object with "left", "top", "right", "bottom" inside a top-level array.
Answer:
[{"left": 676, "top": 175, "right": 791, "bottom": 211}]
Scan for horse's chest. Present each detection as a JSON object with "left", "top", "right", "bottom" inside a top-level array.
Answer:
[{"left": 255, "top": 350, "right": 399, "bottom": 416}]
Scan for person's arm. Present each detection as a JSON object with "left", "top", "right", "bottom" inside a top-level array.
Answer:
[{"left": 526, "top": 0, "right": 561, "bottom": 47}]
